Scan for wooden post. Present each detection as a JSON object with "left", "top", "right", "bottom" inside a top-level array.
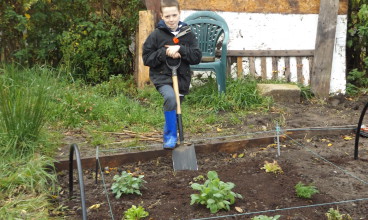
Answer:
[
  {"left": 135, "top": 10, "right": 155, "bottom": 88},
  {"left": 236, "top": 57, "right": 243, "bottom": 78},
  {"left": 310, "top": 0, "right": 339, "bottom": 99},
  {"left": 143, "top": 0, "right": 161, "bottom": 23}
]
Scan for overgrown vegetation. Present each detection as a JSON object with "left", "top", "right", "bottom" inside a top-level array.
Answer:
[
  {"left": 190, "top": 171, "right": 243, "bottom": 213},
  {"left": 347, "top": 0, "right": 368, "bottom": 94},
  {"left": 0, "top": 65, "right": 58, "bottom": 219},
  {"left": 0, "top": 0, "right": 144, "bottom": 83}
]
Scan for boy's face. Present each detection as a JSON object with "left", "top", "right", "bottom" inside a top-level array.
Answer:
[{"left": 161, "top": 6, "right": 180, "bottom": 31}]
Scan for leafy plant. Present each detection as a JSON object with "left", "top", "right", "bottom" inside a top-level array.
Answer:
[
  {"left": 295, "top": 182, "right": 319, "bottom": 199},
  {"left": 261, "top": 160, "right": 283, "bottom": 174},
  {"left": 190, "top": 171, "right": 243, "bottom": 213},
  {"left": 123, "top": 205, "right": 149, "bottom": 220},
  {"left": 111, "top": 171, "right": 146, "bottom": 198},
  {"left": 252, "top": 215, "right": 281, "bottom": 220},
  {"left": 325, "top": 208, "right": 352, "bottom": 220}
]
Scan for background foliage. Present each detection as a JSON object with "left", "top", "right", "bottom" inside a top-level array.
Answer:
[
  {"left": 347, "top": 0, "right": 368, "bottom": 94},
  {"left": 0, "top": 0, "right": 144, "bottom": 83}
]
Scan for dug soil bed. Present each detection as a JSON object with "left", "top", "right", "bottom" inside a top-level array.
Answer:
[{"left": 57, "top": 132, "right": 368, "bottom": 219}]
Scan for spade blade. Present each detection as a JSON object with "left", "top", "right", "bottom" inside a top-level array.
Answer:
[{"left": 172, "top": 145, "right": 198, "bottom": 171}]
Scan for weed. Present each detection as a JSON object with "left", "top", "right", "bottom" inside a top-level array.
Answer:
[
  {"left": 123, "top": 205, "right": 149, "bottom": 220},
  {"left": 325, "top": 207, "right": 352, "bottom": 220},
  {"left": 295, "top": 182, "right": 319, "bottom": 199},
  {"left": 261, "top": 160, "right": 283, "bottom": 174},
  {"left": 190, "top": 171, "right": 242, "bottom": 213},
  {"left": 111, "top": 171, "right": 146, "bottom": 198},
  {"left": 252, "top": 215, "right": 281, "bottom": 220}
]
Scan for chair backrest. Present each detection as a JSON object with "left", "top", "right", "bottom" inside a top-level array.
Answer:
[{"left": 184, "top": 11, "right": 229, "bottom": 60}]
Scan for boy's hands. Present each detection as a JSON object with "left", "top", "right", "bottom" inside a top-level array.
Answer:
[{"left": 165, "top": 45, "right": 181, "bottom": 59}]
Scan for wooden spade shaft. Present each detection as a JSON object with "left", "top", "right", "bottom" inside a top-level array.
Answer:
[{"left": 172, "top": 73, "right": 184, "bottom": 144}]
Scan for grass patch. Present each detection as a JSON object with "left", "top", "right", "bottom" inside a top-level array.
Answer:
[{"left": 0, "top": 155, "right": 57, "bottom": 219}]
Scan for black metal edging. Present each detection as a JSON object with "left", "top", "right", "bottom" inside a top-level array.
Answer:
[
  {"left": 69, "top": 144, "right": 88, "bottom": 220},
  {"left": 354, "top": 102, "right": 368, "bottom": 160}
]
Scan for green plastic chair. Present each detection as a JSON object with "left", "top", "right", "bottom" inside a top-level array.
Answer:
[{"left": 184, "top": 11, "right": 229, "bottom": 93}]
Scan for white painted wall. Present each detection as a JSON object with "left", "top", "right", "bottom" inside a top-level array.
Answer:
[{"left": 181, "top": 11, "right": 347, "bottom": 94}]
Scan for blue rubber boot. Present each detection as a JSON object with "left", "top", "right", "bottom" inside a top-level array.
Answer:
[{"left": 163, "top": 110, "right": 177, "bottom": 149}]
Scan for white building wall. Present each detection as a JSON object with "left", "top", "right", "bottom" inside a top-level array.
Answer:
[{"left": 181, "top": 11, "right": 347, "bottom": 94}]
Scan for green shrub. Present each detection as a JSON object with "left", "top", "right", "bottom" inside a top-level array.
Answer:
[
  {"left": 59, "top": 0, "right": 144, "bottom": 83},
  {"left": 190, "top": 171, "right": 242, "bottom": 213},
  {"left": 295, "top": 182, "right": 319, "bottom": 199},
  {"left": 347, "top": 0, "right": 368, "bottom": 90},
  {"left": 123, "top": 205, "right": 149, "bottom": 220},
  {"left": 111, "top": 171, "right": 146, "bottom": 198}
]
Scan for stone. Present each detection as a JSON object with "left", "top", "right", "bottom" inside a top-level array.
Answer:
[{"left": 257, "top": 84, "right": 301, "bottom": 103}]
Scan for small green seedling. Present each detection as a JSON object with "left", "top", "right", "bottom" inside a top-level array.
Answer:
[
  {"left": 123, "top": 205, "right": 149, "bottom": 220},
  {"left": 190, "top": 171, "right": 243, "bottom": 214},
  {"left": 261, "top": 160, "right": 283, "bottom": 174},
  {"left": 111, "top": 171, "right": 146, "bottom": 198},
  {"left": 252, "top": 215, "right": 281, "bottom": 220},
  {"left": 295, "top": 182, "right": 319, "bottom": 199},
  {"left": 325, "top": 208, "right": 352, "bottom": 220}
]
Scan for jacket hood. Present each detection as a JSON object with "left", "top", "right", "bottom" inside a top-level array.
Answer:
[{"left": 157, "top": 20, "right": 187, "bottom": 32}]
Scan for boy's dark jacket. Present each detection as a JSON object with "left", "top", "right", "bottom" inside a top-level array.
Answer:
[{"left": 142, "top": 20, "right": 202, "bottom": 95}]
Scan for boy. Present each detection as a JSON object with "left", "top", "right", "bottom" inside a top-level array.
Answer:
[{"left": 142, "top": 0, "right": 202, "bottom": 149}]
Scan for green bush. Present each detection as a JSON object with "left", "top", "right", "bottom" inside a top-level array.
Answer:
[
  {"left": 0, "top": 0, "right": 144, "bottom": 83},
  {"left": 58, "top": 0, "right": 144, "bottom": 83},
  {"left": 347, "top": 0, "right": 368, "bottom": 91}
]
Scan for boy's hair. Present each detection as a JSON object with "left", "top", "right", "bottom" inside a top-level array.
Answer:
[{"left": 160, "top": 0, "right": 180, "bottom": 12}]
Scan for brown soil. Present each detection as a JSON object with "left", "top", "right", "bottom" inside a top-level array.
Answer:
[{"left": 55, "top": 94, "right": 368, "bottom": 219}]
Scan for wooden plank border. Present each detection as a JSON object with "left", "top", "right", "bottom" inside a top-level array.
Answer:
[{"left": 55, "top": 126, "right": 355, "bottom": 172}]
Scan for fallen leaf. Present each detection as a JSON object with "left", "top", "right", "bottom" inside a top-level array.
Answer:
[
  {"left": 327, "top": 143, "right": 333, "bottom": 147},
  {"left": 235, "top": 206, "right": 243, "bottom": 213},
  {"left": 232, "top": 153, "right": 237, "bottom": 158},
  {"left": 238, "top": 153, "right": 244, "bottom": 158},
  {"left": 343, "top": 136, "right": 353, "bottom": 141},
  {"left": 88, "top": 204, "right": 101, "bottom": 211},
  {"left": 217, "top": 127, "right": 222, "bottom": 132}
]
